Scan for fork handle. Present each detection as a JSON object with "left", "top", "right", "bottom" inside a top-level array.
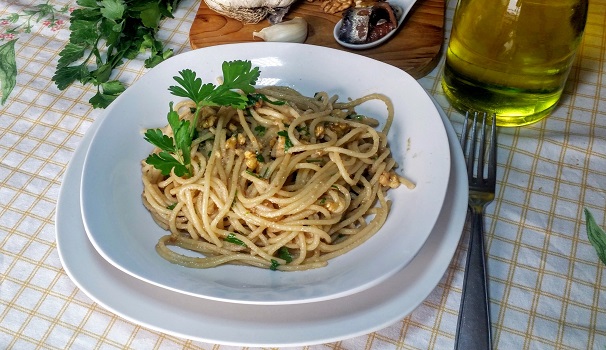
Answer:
[{"left": 455, "top": 207, "right": 492, "bottom": 350}]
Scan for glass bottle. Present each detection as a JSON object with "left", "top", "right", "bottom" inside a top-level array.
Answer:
[{"left": 441, "top": 0, "right": 588, "bottom": 127}]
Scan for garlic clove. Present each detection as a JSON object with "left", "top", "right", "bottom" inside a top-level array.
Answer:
[{"left": 253, "top": 17, "right": 308, "bottom": 43}]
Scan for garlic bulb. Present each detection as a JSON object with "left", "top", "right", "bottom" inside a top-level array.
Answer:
[
  {"left": 253, "top": 17, "right": 308, "bottom": 43},
  {"left": 204, "top": 0, "right": 298, "bottom": 24}
]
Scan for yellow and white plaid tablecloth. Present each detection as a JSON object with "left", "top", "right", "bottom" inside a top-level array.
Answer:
[{"left": 1, "top": 0, "right": 605, "bottom": 348}]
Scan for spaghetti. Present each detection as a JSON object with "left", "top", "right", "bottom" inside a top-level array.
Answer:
[{"left": 141, "top": 86, "right": 414, "bottom": 271}]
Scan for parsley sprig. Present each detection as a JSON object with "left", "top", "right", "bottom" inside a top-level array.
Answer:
[
  {"left": 144, "top": 60, "right": 260, "bottom": 177},
  {"left": 53, "top": 0, "right": 181, "bottom": 108}
]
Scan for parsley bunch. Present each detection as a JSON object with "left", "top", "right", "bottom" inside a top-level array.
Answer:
[
  {"left": 53, "top": 0, "right": 181, "bottom": 108},
  {"left": 144, "top": 60, "right": 261, "bottom": 177}
]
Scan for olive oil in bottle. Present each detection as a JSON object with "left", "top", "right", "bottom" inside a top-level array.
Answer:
[{"left": 441, "top": 0, "right": 588, "bottom": 127}]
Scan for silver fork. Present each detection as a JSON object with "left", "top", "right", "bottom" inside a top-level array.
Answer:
[{"left": 455, "top": 111, "right": 497, "bottom": 350}]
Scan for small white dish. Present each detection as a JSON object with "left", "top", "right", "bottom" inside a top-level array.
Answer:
[
  {"left": 79, "top": 43, "right": 450, "bottom": 305},
  {"left": 56, "top": 96, "right": 467, "bottom": 347},
  {"left": 334, "top": 0, "right": 418, "bottom": 50}
]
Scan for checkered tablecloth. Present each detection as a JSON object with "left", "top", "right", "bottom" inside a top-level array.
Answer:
[{"left": 1, "top": 0, "right": 605, "bottom": 348}]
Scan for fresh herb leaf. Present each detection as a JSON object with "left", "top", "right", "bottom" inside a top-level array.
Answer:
[
  {"left": 0, "top": 39, "right": 17, "bottom": 105},
  {"left": 169, "top": 69, "right": 208, "bottom": 102},
  {"left": 57, "top": 42, "right": 86, "bottom": 69},
  {"left": 144, "top": 129, "right": 175, "bottom": 152},
  {"left": 247, "top": 92, "right": 285, "bottom": 105},
  {"left": 99, "top": 0, "right": 125, "bottom": 20},
  {"left": 270, "top": 259, "right": 280, "bottom": 271},
  {"left": 100, "top": 80, "right": 126, "bottom": 95},
  {"left": 139, "top": 2, "right": 163, "bottom": 28},
  {"left": 296, "top": 125, "right": 309, "bottom": 135},
  {"left": 145, "top": 151, "right": 189, "bottom": 176},
  {"left": 254, "top": 125, "right": 267, "bottom": 136},
  {"left": 78, "top": 0, "right": 100, "bottom": 8},
  {"left": 585, "top": 208, "right": 606, "bottom": 266},
  {"left": 140, "top": 33, "right": 174, "bottom": 68},
  {"left": 277, "top": 130, "right": 293, "bottom": 153},
  {"left": 69, "top": 18, "right": 98, "bottom": 45},
  {"left": 225, "top": 233, "right": 246, "bottom": 247},
  {"left": 221, "top": 60, "right": 260, "bottom": 94},
  {"left": 245, "top": 169, "right": 262, "bottom": 179},
  {"left": 256, "top": 153, "right": 265, "bottom": 162},
  {"left": 88, "top": 80, "right": 126, "bottom": 108},
  {"left": 167, "top": 103, "right": 192, "bottom": 168},
  {"left": 278, "top": 247, "right": 292, "bottom": 263},
  {"left": 144, "top": 102, "right": 192, "bottom": 176},
  {"left": 167, "top": 203, "right": 177, "bottom": 210}
]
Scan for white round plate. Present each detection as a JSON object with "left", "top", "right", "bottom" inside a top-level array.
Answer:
[
  {"left": 56, "top": 97, "right": 466, "bottom": 347},
  {"left": 79, "top": 43, "right": 451, "bottom": 305}
]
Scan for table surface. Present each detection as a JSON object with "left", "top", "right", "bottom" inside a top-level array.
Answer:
[{"left": 1, "top": 0, "right": 605, "bottom": 349}]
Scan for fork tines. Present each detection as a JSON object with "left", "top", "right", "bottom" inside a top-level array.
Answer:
[{"left": 460, "top": 111, "right": 497, "bottom": 186}]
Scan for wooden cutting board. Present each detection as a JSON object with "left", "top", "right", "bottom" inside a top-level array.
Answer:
[{"left": 189, "top": 0, "right": 445, "bottom": 79}]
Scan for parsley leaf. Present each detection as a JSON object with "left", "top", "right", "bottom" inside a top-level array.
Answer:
[
  {"left": 221, "top": 60, "right": 260, "bottom": 94},
  {"left": 169, "top": 69, "right": 209, "bottom": 102},
  {"left": 57, "top": 43, "right": 86, "bottom": 69},
  {"left": 247, "top": 93, "right": 286, "bottom": 106},
  {"left": 270, "top": 259, "right": 280, "bottom": 271},
  {"left": 88, "top": 80, "right": 126, "bottom": 108},
  {"left": 278, "top": 247, "right": 293, "bottom": 263},
  {"left": 145, "top": 151, "right": 189, "bottom": 177},
  {"left": 144, "top": 129, "right": 175, "bottom": 152},
  {"left": 254, "top": 125, "right": 267, "bottom": 136},
  {"left": 99, "top": 0, "right": 125, "bottom": 20},
  {"left": 225, "top": 233, "right": 246, "bottom": 247}
]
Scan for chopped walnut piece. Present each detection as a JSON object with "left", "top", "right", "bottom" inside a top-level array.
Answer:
[
  {"left": 225, "top": 135, "right": 237, "bottom": 150},
  {"left": 328, "top": 122, "right": 349, "bottom": 138},
  {"left": 379, "top": 171, "right": 400, "bottom": 189},
  {"left": 355, "top": 0, "right": 375, "bottom": 7},
  {"left": 320, "top": 0, "right": 353, "bottom": 14},
  {"left": 273, "top": 135, "right": 286, "bottom": 158},
  {"left": 237, "top": 133, "right": 247, "bottom": 146},
  {"left": 244, "top": 151, "right": 258, "bottom": 170},
  {"left": 324, "top": 200, "right": 340, "bottom": 212},
  {"left": 314, "top": 124, "right": 325, "bottom": 138},
  {"left": 314, "top": 149, "right": 326, "bottom": 157},
  {"left": 201, "top": 115, "right": 217, "bottom": 129}
]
